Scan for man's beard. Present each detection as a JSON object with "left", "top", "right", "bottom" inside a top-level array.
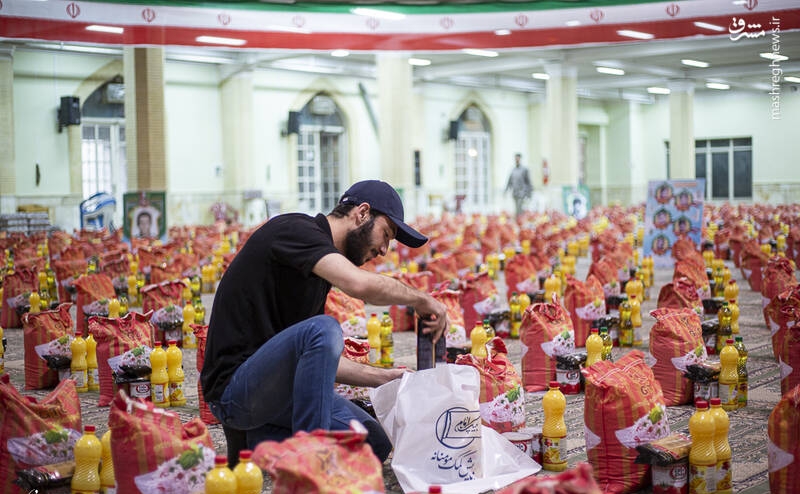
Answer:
[{"left": 344, "top": 215, "right": 377, "bottom": 266}]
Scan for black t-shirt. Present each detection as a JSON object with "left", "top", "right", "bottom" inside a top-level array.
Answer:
[{"left": 201, "top": 213, "right": 339, "bottom": 403}]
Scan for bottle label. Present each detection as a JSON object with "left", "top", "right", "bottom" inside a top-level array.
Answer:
[
  {"left": 166, "top": 328, "right": 182, "bottom": 343},
  {"left": 542, "top": 435, "right": 567, "bottom": 470},
  {"left": 737, "top": 381, "right": 748, "bottom": 407},
  {"left": 368, "top": 348, "right": 379, "bottom": 365},
  {"left": 689, "top": 463, "right": 717, "bottom": 494},
  {"left": 130, "top": 381, "right": 151, "bottom": 400},
  {"left": 718, "top": 383, "right": 737, "bottom": 408},
  {"left": 88, "top": 367, "right": 99, "bottom": 388},
  {"left": 555, "top": 368, "right": 581, "bottom": 395},
  {"left": 620, "top": 327, "right": 633, "bottom": 346},
  {"left": 151, "top": 382, "right": 168, "bottom": 405},
  {"left": 169, "top": 381, "right": 185, "bottom": 404},
  {"left": 716, "top": 459, "right": 732, "bottom": 491},
  {"left": 183, "top": 331, "right": 197, "bottom": 348},
  {"left": 71, "top": 369, "right": 87, "bottom": 389},
  {"left": 104, "top": 487, "right": 117, "bottom": 494}
]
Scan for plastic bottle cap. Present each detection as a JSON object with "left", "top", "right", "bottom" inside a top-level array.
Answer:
[
  {"left": 168, "top": 340, "right": 177, "bottom": 345},
  {"left": 735, "top": 336, "right": 743, "bottom": 341},
  {"left": 239, "top": 450, "right": 252, "bottom": 460},
  {"left": 154, "top": 342, "right": 162, "bottom": 347},
  {"left": 214, "top": 455, "right": 228, "bottom": 466},
  {"left": 726, "top": 339, "right": 734, "bottom": 344},
  {"left": 549, "top": 381, "right": 560, "bottom": 388},
  {"left": 371, "top": 313, "right": 377, "bottom": 317},
  {"left": 695, "top": 400, "right": 709, "bottom": 409},
  {"left": 590, "top": 328, "right": 598, "bottom": 334},
  {"left": 709, "top": 398, "right": 722, "bottom": 406},
  {"left": 84, "top": 425, "right": 96, "bottom": 433}
]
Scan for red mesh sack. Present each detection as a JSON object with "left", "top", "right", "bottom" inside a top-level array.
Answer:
[
  {"left": 324, "top": 287, "right": 366, "bottom": 323},
  {"left": 99, "top": 251, "right": 130, "bottom": 280},
  {"left": 192, "top": 324, "right": 218, "bottom": 425},
  {"left": 0, "top": 378, "right": 82, "bottom": 494},
  {"left": 73, "top": 273, "right": 115, "bottom": 335},
  {"left": 389, "top": 271, "right": 434, "bottom": 332},
  {"left": 46, "top": 231, "right": 72, "bottom": 259},
  {"left": 588, "top": 257, "right": 622, "bottom": 297},
  {"left": 495, "top": 462, "right": 602, "bottom": 494},
  {"left": 766, "top": 284, "right": 800, "bottom": 360},
  {"left": 108, "top": 390, "right": 214, "bottom": 494},
  {"left": 582, "top": 350, "right": 670, "bottom": 494},
  {"left": 136, "top": 247, "right": 169, "bottom": 274},
  {"left": 564, "top": 274, "right": 606, "bottom": 347},
  {"left": 0, "top": 267, "right": 39, "bottom": 329},
  {"left": 455, "top": 337, "right": 525, "bottom": 433},
  {"left": 21, "top": 303, "right": 74, "bottom": 390},
  {"left": 761, "top": 256, "right": 797, "bottom": 324},
  {"left": 656, "top": 276, "right": 702, "bottom": 313},
  {"left": 252, "top": 422, "right": 385, "bottom": 494},
  {"left": 674, "top": 259, "right": 710, "bottom": 299},
  {"left": 459, "top": 271, "right": 498, "bottom": 334},
  {"left": 520, "top": 301, "right": 574, "bottom": 392},
  {"left": 149, "top": 264, "right": 184, "bottom": 285},
  {"left": 768, "top": 384, "right": 800, "bottom": 493},
  {"left": 505, "top": 254, "right": 537, "bottom": 297},
  {"left": 425, "top": 255, "right": 459, "bottom": 284},
  {"left": 52, "top": 258, "right": 88, "bottom": 303},
  {"left": 141, "top": 280, "right": 186, "bottom": 315},
  {"left": 648, "top": 308, "right": 705, "bottom": 406},
  {"left": 88, "top": 311, "right": 154, "bottom": 406}
]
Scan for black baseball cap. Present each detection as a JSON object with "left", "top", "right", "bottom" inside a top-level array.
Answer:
[{"left": 339, "top": 180, "right": 428, "bottom": 248}]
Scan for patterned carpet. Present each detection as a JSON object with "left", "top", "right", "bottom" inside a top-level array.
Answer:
[{"left": 2, "top": 254, "right": 784, "bottom": 493}]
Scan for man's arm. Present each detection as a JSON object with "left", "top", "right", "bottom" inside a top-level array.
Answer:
[
  {"left": 313, "top": 252, "right": 448, "bottom": 342},
  {"left": 336, "top": 356, "right": 408, "bottom": 387}
]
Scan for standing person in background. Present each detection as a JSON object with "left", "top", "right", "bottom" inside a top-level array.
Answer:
[
  {"left": 201, "top": 180, "right": 449, "bottom": 466},
  {"left": 506, "top": 153, "right": 533, "bottom": 219}
]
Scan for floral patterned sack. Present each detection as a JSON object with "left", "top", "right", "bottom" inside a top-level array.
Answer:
[
  {"left": 252, "top": 421, "right": 385, "bottom": 494},
  {"left": 564, "top": 275, "right": 606, "bottom": 347},
  {"left": 335, "top": 338, "right": 372, "bottom": 400},
  {"left": 0, "top": 267, "right": 39, "bottom": 329},
  {"left": 74, "top": 273, "right": 115, "bottom": 335},
  {"left": 141, "top": 280, "right": 186, "bottom": 315},
  {"left": 520, "top": 302, "right": 575, "bottom": 392},
  {"left": 324, "top": 287, "right": 366, "bottom": 323},
  {"left": 0, "top": 377, "right": 82, "bottom": 494},
  {"left": 582, "top": 351, "right": 670, "bottom": 494},
  {"left": 495, "top": 462, "right": 602, "bottom": 494},
  {"left": 22, "top": 303, "right": 74, "bottom": 390},
  {"left": 89, "top": 311, "right": 154, "bottom": 406},
  {"left": 648, "top": 308, "right": 705, "bottom": 406},
  {"left": 108, "top": 390, "right": 214, "bottom": 494},
  {"left": 768, "top": 384, "right": 800, "bottom": 494},
  {"left": 192, "top": 324, "right": 219, "bottom": 425},
  {"left": 455, "top": 337, "right": 525, "bottom": 433}
]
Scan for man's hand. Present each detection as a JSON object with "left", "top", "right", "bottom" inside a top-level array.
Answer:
[{"left": 414, "top": 296, "right": 449, "bottom": 344}]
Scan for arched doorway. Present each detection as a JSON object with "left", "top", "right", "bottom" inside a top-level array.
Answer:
[
  {"left": 294, "top": 93, "right": 348, "bottom": 214},
  {"left": 454, "top": 104, "right": 491, "bottom": 213}
]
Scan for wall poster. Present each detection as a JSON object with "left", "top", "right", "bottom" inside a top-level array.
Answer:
[{"left": 643, "top": 179, "right": 705, "bottom": 268}]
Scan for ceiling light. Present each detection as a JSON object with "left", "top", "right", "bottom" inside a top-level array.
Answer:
[
  {"left": 784, "top": 76, "right": 800, "bottom": 83},
  {"left": 647, "top": 87, "right": 671, "bottom": 94},
  {"left": 195, "top": 35, "right": 246, "bottom": 46},
  {"left": 86, "top": 25, "right": 124, "bottom": 34},
  {"left": 531, "top": 72, "right": 550, "bottom": 80},
  {"left": 267, "top": 25, "right": 311, "bottom": 34},
  {"left": 28, "top": 43, "right": 122, "bottom": 55},
  {"left": 617, "top": 29, "right": 654, "bottom": 40},
  {"left": 732, "top": 0, "right": 746, "bottom": 4},
  {"left": 706, "top": 82, "right": 730, "bottom": 90},
  {"left": 461, "top": 48, "right": 498, "bottom": 58},
  {"left": 566, "top": 20, "right": 581, "bottom": 27},
  {"left": 408, "top": 58, "right": 431, "bottom": 66},
  {"left": 596, "top": 66, "right": 625, "bottom": 76},
  {"left": 681, "top": 59, "right": 710, "bottom": 68},
  {"left": 693, "top": 21, "right": 726, "bottom": 32},
  {"left": 351, "top": 7, "right": 406, "bottom": 21},
  {"left": 168, "top": 54, "right": 234, "bottom": 64},
  {"left": 330, "top": 49, "right": 349, "bottom": 58},
  {"left": 760, "top": 52, "right": 789, "bottom": 62},
  {"left": 494, "top": 29, "right": 511, "bottom": 36}
]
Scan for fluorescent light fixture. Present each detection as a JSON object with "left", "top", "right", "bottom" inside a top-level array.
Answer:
[
  {"left": 596, "top": 66, "right": 625, "bottom": 75},
  {"left": 168, "top": 54, "right": 234, "bottom": 64},
  {"left": 408, "top": 57, "right": 431, "bottom": 66},
  {"left": 267, "top": 24, "right": 311, "bottom": 34},
  {"left": 681, "top": 59, "right": 710, "bottom": 68},
  {"left": 784, "top": 76, "right": 800, "bottom": 83},
  {"left": 351, "top": 8, "right": 406, "bottom": 21},
  {"left": 647, "top": 86, "right": 671, "bottom": 94},
  {"left": 330, "top": 49, "right": 349, "bottom": 58},
  {"left": 29, "top": 43, "right": 122, "bottom": 55},
  {"left": 693, "top": 21, "right": 726, "bottom": 32},
  {"left": 531, "top": 72, "right": 550, "bottom": 80},
  {"left": 461, "top": 48, "right": 498, "bottom": 58},
  {"left": 732, "top": 0, "right": 746, "bottom": 4},
  {"left": 706, "top": 82, "right": 730, "bottom": 90},
  {"left": 494, "top": 29, "right": 511, "bottom": 36},
  {"left": 196, "top": 35, "right": 246, "bottom": 46},
  {"left": 760, "top": 52, "right": 789, "bottom": 62},
  {"left": 86, "top": 25, "right": 124, "bottom": 34},
  {"left": 566, "top": 20, "right": 581, "bottom": 27},
  {"left": 617, "top": 29, "right": 654, "bottom": 40}
]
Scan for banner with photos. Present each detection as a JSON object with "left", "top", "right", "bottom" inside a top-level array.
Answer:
[{"left": 643, "top": 179, "right": 705, "bottom": 268}]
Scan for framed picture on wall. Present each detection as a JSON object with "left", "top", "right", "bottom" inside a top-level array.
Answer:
[{"left": 123, "top": 191, "right": 167, "bottom": 241}]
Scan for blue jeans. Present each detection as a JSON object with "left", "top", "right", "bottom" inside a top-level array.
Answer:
[{"left": 209, "top": 314, "right": 392, "bottom": 462}]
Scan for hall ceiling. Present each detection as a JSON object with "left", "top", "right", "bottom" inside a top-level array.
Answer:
[{"left": 1, "top": 0, "right": 799, "bottom": 102}]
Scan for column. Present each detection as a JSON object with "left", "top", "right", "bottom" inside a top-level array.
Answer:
[
  {"left": 125, "top": 47, "right": 167, "bottom": 191},
  {"left": 668, "top": 79, "right": 695, "bottom": 179},
  {"left": 0, "top": 47, "right": 15, "bottom": 213},
  {"left": 220, "top": 72, "right": 254, "bottom": 193},
  {"left": 376, "top": 54, "right": 414, "bottom": 214},
  {"left": 543, "top": 63, "right": 580, "bottom": 186}
]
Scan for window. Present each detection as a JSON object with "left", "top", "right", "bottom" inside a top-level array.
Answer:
[
  {"left": 81, "top": 121, "right": 126, "bottom": 203},
  {"left": 665, "top": 137, "right": 752, "bottom": 201},
  {"left": 454, "top": 105, "right": 491, "bottom": 212}
]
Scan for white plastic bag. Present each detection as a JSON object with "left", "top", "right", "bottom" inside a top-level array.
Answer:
[{"left": 371, "top": 364, "right": 540, "bottom": 494}]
